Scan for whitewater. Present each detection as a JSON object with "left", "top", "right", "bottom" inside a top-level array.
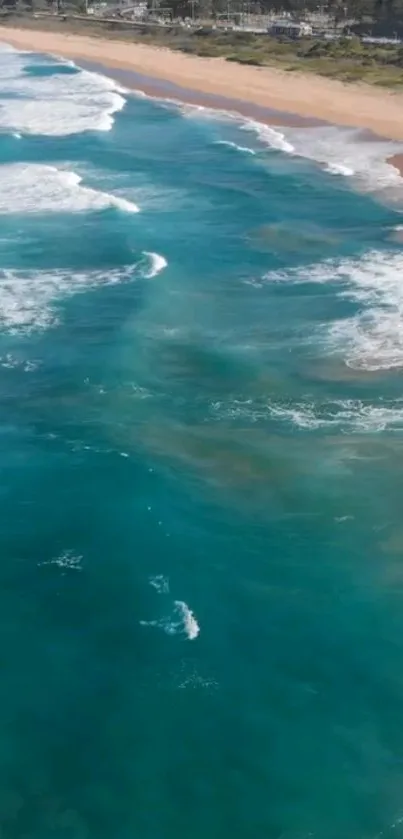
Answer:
[{"left": 2, "top": 40, "right": 403, "bottom": 839}]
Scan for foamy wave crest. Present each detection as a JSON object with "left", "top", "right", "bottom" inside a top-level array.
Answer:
[
  {"left": 325, "top": 162, "right": 354, "bottom": 177},
  {"left": 140, "top": 600, "right": 200, "bottom": 640},
  {"left": 269, "top": 125, "right": 403, "bottom": 193},
  {"left": 174, "top": 601, "right": 200, "bottom": 640},
  {"left": 0, "top": 46, "right": 125, "bottom": 135},
  {"left": 239, "top": 120, "right": 403, "bottom": 193},
  {"left": 264, "top": 250, "right": 403, "bottom": 371},
  {"left": 0, "top": 263, "right": 140, "bottom": 333},
  {"left": 215, "top": 140, "right": 256, "bottom": 155},
  {"left": 0, "top": 164, "right": 139, "bottom": 214},
  {"left": 242, "top": 120, "right": 295, "bottom": 154},
  {"left": 321, "top": 251, "right": 403, "bottom": 371},
  {"left": 142, "top": 252, "right": 168, "bottom": 278}
]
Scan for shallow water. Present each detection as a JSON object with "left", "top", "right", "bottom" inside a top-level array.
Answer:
[{"left": 1, "top": 41, "right": 403, "bottom": 839}]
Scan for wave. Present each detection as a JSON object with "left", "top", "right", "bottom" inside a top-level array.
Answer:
[
  {"left": 140, "top": 601, "right": 200, "bottom": 640},
  {"left": 325, "top": 162, "right": 355, "bottom": 177},
  {"left": 263, "top": 250, "right": 403, "bottom": 371},
  {"left": 241, "top": 120, "right": 295, "bottom": 154},
  {"left": 0, "top": 164, "right": 139, "bottom": 214},
  {"left": 243, "top": 122, "right": 403, "bottom": 194},
  {"left": 173, "top": 600, "right": 200, "bottom": 639},
  {"left": 130, "top": 81, "right": 403, "bottom": 194},
  {"left": 214, "top": 139, "right": 256, "bottom": 155},
  {"left": 142, "top": 252, "right": 168, "bottom": 278},
  {"left": 0, "top": 260, "right": 151, "bottom": 333},
  {"left": 141, "top": 582, "right": 200, "bottom": 640},
  {"left": 0, "top": 45, "right": 125, "bottom": 135},
  {"left": 318, "top": 251, "right": 403, "bottom": 371}
]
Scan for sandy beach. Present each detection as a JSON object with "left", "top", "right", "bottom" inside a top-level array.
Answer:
[{"left": 1, "top": 25, "right": 403, "bottom": 150}]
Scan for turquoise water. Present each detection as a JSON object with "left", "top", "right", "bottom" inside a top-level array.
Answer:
[{"left": 2, "top": 42, "right": 403, "bottom": 839}]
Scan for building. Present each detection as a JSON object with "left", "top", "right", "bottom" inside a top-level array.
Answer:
[{"left": 268, "top": 19, "right": 313, "bottom": 38}]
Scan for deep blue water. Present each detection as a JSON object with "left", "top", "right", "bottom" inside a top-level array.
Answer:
[{"left": 1, "top": 41, "right": 403, "bottom": 839}]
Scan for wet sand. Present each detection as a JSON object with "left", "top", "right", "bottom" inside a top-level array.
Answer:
[
  {"left": 388, "top": 153, "right": 403, "bottom": 177},
  {"left": 1, "top": 26, "right": 403, "bottom": 141},
  {"left": 78, "top": 60, "right": 324, "bottom": 129}
]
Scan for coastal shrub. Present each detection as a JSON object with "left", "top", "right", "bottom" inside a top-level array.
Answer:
[
  {"left": 225, "top": 54, "right": 264, "bottom": 65},
  {"left": 193, "top": 26, "right": 213, "bottom": 36},
  {"left": 231, "top": 31, "right": 257, "bottom": 44}
]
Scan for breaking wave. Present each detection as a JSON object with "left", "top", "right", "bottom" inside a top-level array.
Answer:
[
  {"left": 0, "top": 258, "right": 159, "bottom": 333},
  {"left": 0, "top": 45, "right": 125, "bottom": 135},
  {"left": 263, "top": 250, "right": 403, "bottom": 371},
  {"left": 0, "top": 164, "right": 139, "bottom": 214}
]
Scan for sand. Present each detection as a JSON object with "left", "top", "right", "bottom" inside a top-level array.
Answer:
[{"left": 1, "top": 25, "right": 403, "bottom": 147}]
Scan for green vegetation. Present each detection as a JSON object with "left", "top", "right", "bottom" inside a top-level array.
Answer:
[{"left": 1, "top": 10, "right": 403, "bottom": 86}]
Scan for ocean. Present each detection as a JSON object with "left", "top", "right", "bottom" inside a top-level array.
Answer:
[{"left": 1, "top": 40, "right": 403, "bottom": 839}]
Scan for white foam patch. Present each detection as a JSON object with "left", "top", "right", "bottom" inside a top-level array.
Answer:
[
  {"left": 174, "top": 601, "right": 200, "bottom": 640},
  {"left": 264, "top": 250, "right": 403, "bottom": 371},
  {"left": 0, "top": 46, "right": 125, "bottom": 135},
  {"left": 325, "top": 162, "right": 354, "bottom": 177},
  {"left": 268, "top": 399, "right": 403, "bottom": 432},
  {"left": 149, "top": 575, "right": 170, "bottom": 594},
  {"left": 210, "top": 395, "right": 403, "bottom": 432},
  {"left": 0, "top": 261, "right": 148, "bottom": 334},
  {"left": 0, "top": 353, "right": 38, "bottom": 371},
  {"left": 38, "top": 549, "right": 83, "bottom": 571},
  {"left": 0, "top": 164, "right": 139, "bottom": 214},
  {"left": 251, "top": 123, "right": 403, "bottom": 193},
  {"left": 179, "top": 100, "right": 403, "bottom": 194}
]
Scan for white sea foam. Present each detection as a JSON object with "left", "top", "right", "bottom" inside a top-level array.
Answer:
[
  {"left": 263, "top": 250, "right": 403, "bottom": 371},
  {"left": 0, "top": 353, "right": 38, "bottom": 372},
  {"left": 38, "top": 549, "right": 83, "bottom": 571},
  {"left": 318, "top": 251, "right": 403, "bottom": 371},
  {"left": 211, "top": 394, "right": 403, "bottom": 432},
  {"left": 0, "top": 45, "right": 125, "bottom": 135},
  {"left": 149, "top": 575, "right": 170, "bottom": 594},
  {"left": 174, "top": 600, "right": 200, "bottom": 640},
  {"left": 325, "top": 162, "right": 355, "bottom": 177},
  {"left": 142, "top": 252, "right": 168, "bottom": 278},
  {"left": 0, "top": 164, "right": 139, "bottom": 214},
  {"left": 174, "top": 100, "right": 402, "bottom": 191},
  {"left": 268, "top": 399, "right": 403, "bottom": 432},
  {"left": 0, "top": 261, "right": 147, "bottom": 334},
  {"left": 246, "top": 122, "right": 403, "bottom": 193}
]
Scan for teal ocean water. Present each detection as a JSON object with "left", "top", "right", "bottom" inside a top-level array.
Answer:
[{"left": 2, "top": 41, "right": 403, "bottom": 839}]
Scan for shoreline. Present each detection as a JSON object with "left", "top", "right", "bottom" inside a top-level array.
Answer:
[
  {"left": 0, "top": 26, "right": 403, "bottom": 177},
  {"left": 1, "top": 26, "right": 403, "bottom": 145},
  {"left": 84, "top": 60, "right": 403, "bottom": 177},
  {"left": 78, "top": 59, "right": 326, "bottom": 130}
]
